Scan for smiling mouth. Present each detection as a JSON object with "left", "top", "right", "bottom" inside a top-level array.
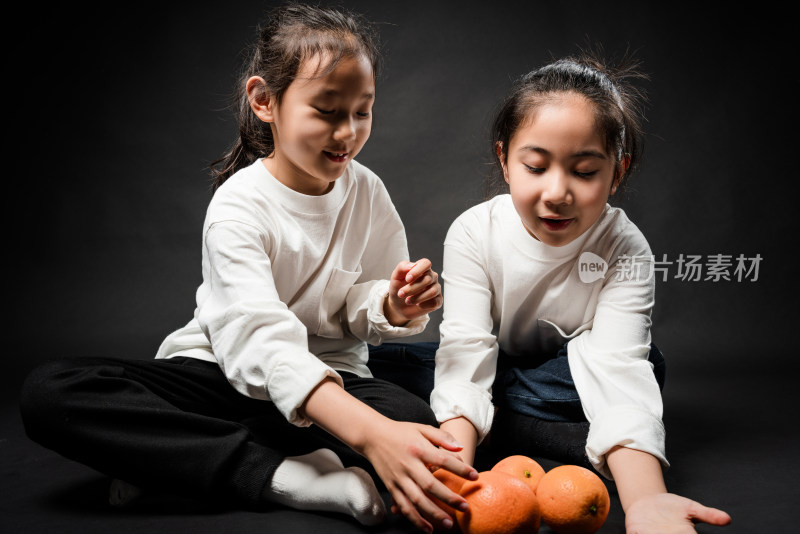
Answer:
[
  {"left": 540, "top": 217, "right": 573, "bottom": 230},
  {"left": 323, "top": 151, "right": 348, "bottom": 162}
]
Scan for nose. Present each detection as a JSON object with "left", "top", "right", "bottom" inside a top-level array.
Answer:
[
  {"left": 541, "top": 170, "right": 572, "bottom": 206},
  {"left": 333, "top": 116, "right": 356, "bottom": 142}
]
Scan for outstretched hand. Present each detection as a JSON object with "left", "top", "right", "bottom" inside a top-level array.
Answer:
[
  {"left": 384, "top": 258, "right": 442, "bottom": 326},
  {"left": 361, "top": 419, "right": 478, "bottom": 533},
  {"left": 625, "top": 493, "right": 731, "bottom": 534},
  {"left": 301, "top": 380, "right": 476, "bottom": 533}
]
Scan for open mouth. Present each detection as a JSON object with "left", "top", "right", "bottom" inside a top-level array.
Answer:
[
  {"left": 540, "top": 217, "right": 573, "bottom": 231},
  {"left": 323, "top": 151, "right": 348, "bottom": 163}
]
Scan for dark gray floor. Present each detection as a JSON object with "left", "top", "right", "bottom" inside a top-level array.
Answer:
[{"left": 1, "top": 360, "right": 794, "bottom": 533}]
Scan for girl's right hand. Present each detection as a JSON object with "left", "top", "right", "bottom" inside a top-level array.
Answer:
[
  {"left": 300, "top": 379, "right": 476, "bottom": 532},
  {"left": 360, "top": 419, "right": 478, "bottom": 533},
  {"left": 625, "top": 493, "right": 731, "bottom": 533}
]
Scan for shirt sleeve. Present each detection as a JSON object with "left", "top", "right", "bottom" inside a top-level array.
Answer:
[
  {"left": 430, "top": 215, "right": 497, "bottom": 442},
  {"left": 340, "top": 177, "right": 429, "bottom": 344},
  {"left": 568, "top": 249, "right": 669, "bottom": 479},
  {"left": 196, "top": 220, "right": 342, "bottom": 427}
]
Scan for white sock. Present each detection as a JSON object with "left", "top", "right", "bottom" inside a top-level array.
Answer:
[
  {"left": 266, "top": 448, "right": 386, "bottom": 526},
  {"left": 108, "top": 478, "right": 143, "bottom": 507}
]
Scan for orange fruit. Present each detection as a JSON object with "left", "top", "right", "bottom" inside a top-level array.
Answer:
[
  {"left": 431, "top": 468, "right": 468, "bottom": 518},
  {"left": 536, "top": 464, "right": 610, "bottom": 534},
  {"left": 491, "top": 455, "right": 546, "bottom": 495},
  {"left": 455, "top": 470, "right": 540, "bottom": 534}
]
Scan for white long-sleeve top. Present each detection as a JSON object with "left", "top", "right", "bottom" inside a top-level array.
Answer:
[
  {"left": 430, "top": 194, "right": 666, "bottom": 478},
  {"left": 156, "top": 159, "right": 428, "bottom": 426}
]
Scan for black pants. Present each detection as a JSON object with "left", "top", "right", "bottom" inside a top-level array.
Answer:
[{"left": 19, "top": 356, "right": 437, "bottom": 508}]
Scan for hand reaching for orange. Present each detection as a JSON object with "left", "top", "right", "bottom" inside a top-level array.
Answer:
[{"left": 431, "top": 453, "right": 731, "bottom": 534}]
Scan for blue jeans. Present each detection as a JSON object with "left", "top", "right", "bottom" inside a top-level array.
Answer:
[
  {"left": 494, "top": 343, "right": 666, "bottom": 422},
  {"left": 368, "top": 341, "right": 666, "bottom": 422},
  {"left": 367, "top": 341, "right": 439, "bottom": 402}
]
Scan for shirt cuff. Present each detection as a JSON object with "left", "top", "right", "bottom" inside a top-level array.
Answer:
[
  {"left": 367, "top": 280, "right": 429, "bottom": 339},
  {"left": 267, "top": 356, "right": 344, "bottom": 427},
  {"left": 585, "top": 404, "right": 669, "bottom": 479},
  {"left": 431, "top": 380, "right": 495, "bottom": 443}
]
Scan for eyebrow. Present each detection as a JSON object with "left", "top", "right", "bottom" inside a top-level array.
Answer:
[
  {"left": 518, "top": 145, "right": 607, "bottom": 160},
  {"left": 318, "top": 88, "right": 375, "bottom": 100}
]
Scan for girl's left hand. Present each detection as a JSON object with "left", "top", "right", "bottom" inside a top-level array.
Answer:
[
  {"left": 625, "top": 493, "right": 731, "bottom": 534},
  {"left": 384, "top": 258, "right": 442, "bottom": 326}
]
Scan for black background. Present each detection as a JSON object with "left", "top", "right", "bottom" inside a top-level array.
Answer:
[
  {"left": 5, "top": 1, "right": 799, "bottom": 531},
  {"left": 8, "top": 3, "right": 796, "bottom": 406}
]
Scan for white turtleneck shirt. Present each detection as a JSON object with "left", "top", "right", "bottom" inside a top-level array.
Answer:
[{"left": 431, "top": 194, "right": 666, "bottom": 478}]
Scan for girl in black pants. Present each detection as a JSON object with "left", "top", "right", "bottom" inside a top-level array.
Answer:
[{"left": 19, "top": 5, "right": 476, "bottom": 534}]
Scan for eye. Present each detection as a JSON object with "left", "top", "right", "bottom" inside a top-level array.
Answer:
[
  {"left": 574, "top": 170, "right": 598, "bottom": 179},
  {"left": 314, "top": 107, "right": 335, "bottom": 115},
  {"left": 524, "top": 164, "right": 545, "bottom": 174},
  {"left": 356, "top": 111, "right": 371, "bottom": 118}
]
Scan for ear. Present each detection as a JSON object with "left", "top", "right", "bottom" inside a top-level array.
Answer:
[
  {"left": 611, "top": 153, "right": 630, "bottom": 195},
  {"left": 246, "top": 76, "right": 275, "bottom": 123},
  {"left": 496, "top": 142, "right": 510, "bottom": 183}
]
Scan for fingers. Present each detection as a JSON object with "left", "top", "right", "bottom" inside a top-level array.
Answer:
[
  {"left": 688, "top": 503, "right": 732, "bottom": 526},
  {"left": 418, "top": 426, "right": 479, "bottom": 481},
  {"left": 398, "top": 276, "right": 439, "bottom": 304},
  {"left": 403, "top": 258, "right": 432, "bottom": 282},
  {"left": 430, "top": 455, "right": 478, "bottom": 486},
  {"left": 389, "top": 483, "right": 435, "bottom": 533},
  {"left": 396, "top": 259, "right": 440, "bottom": 305},
  {"left": 393, "top": 258, "right": 435, "bottom": 287},
  {"left": 391, "top": 260, "right": 418, "bottom": 282},
  {"left": 415, "top": 475, "right": 464, "bottom": 529},
  {"left": 419, "top": 425, "right": 463, "bottom": 452},
  {"left": 380, "top": 424, "right": 477, "bottom": 533},
  {"left": 390, "top": 474, "right": 461, "bottom": 534},
  {"left": 409, "top": 463, "right": 470, "bottom": 529}
]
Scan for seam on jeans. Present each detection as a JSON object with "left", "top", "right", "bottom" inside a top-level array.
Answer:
[{"left": 505, "top": 392, "right": 581, "bottom": 403}]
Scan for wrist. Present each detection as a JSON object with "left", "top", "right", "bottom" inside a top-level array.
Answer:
[
  {"left": 353, "top": 413, "right": 395, "bottom": 456},
  {"left": 302, "top": 379, "right": 392, "bottom": 453},
  {"left": 441, "top": 417, "right": 478, "bottom": 465},
  {"left": 606, "top": 446, "right": 667, "bottom": 511},
  {"left": 383, "top": 296, "right": 409, "bottom": 326}
]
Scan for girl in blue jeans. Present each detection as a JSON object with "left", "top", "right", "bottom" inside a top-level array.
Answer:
[
  {"left": 372, "top": 50, "right": 731, "bottom": 533},
  {"left": 370, "top": 341, "right": 664, "bottom": 468}
]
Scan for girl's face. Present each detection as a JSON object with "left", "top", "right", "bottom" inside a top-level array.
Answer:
[
  {"left": 260, "top": 54, "right": 375, "bottom": 195},
  {"left": 500, "top": 92, "right": 625, "bottom": 247}
]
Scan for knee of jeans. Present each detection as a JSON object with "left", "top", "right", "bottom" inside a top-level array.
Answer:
[
  {"left": 398, "top": 342, "right": 438, "bottom": 369},
  {"left": 406, "top": 341, "right": 439, "bottom": 362},
  {"left": 501, "top": 393, "right": 586, "bottom": 423},
  {"left": 498, "top": 368, "right": 584, "bottom": 422}
]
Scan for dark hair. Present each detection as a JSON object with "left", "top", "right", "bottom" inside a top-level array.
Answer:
[
  {"left": 489, "top": 48, "right": 648, "bottom": 198},
  {"left": 210, "top": 2, "right": 382, "bottom": 190}
]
